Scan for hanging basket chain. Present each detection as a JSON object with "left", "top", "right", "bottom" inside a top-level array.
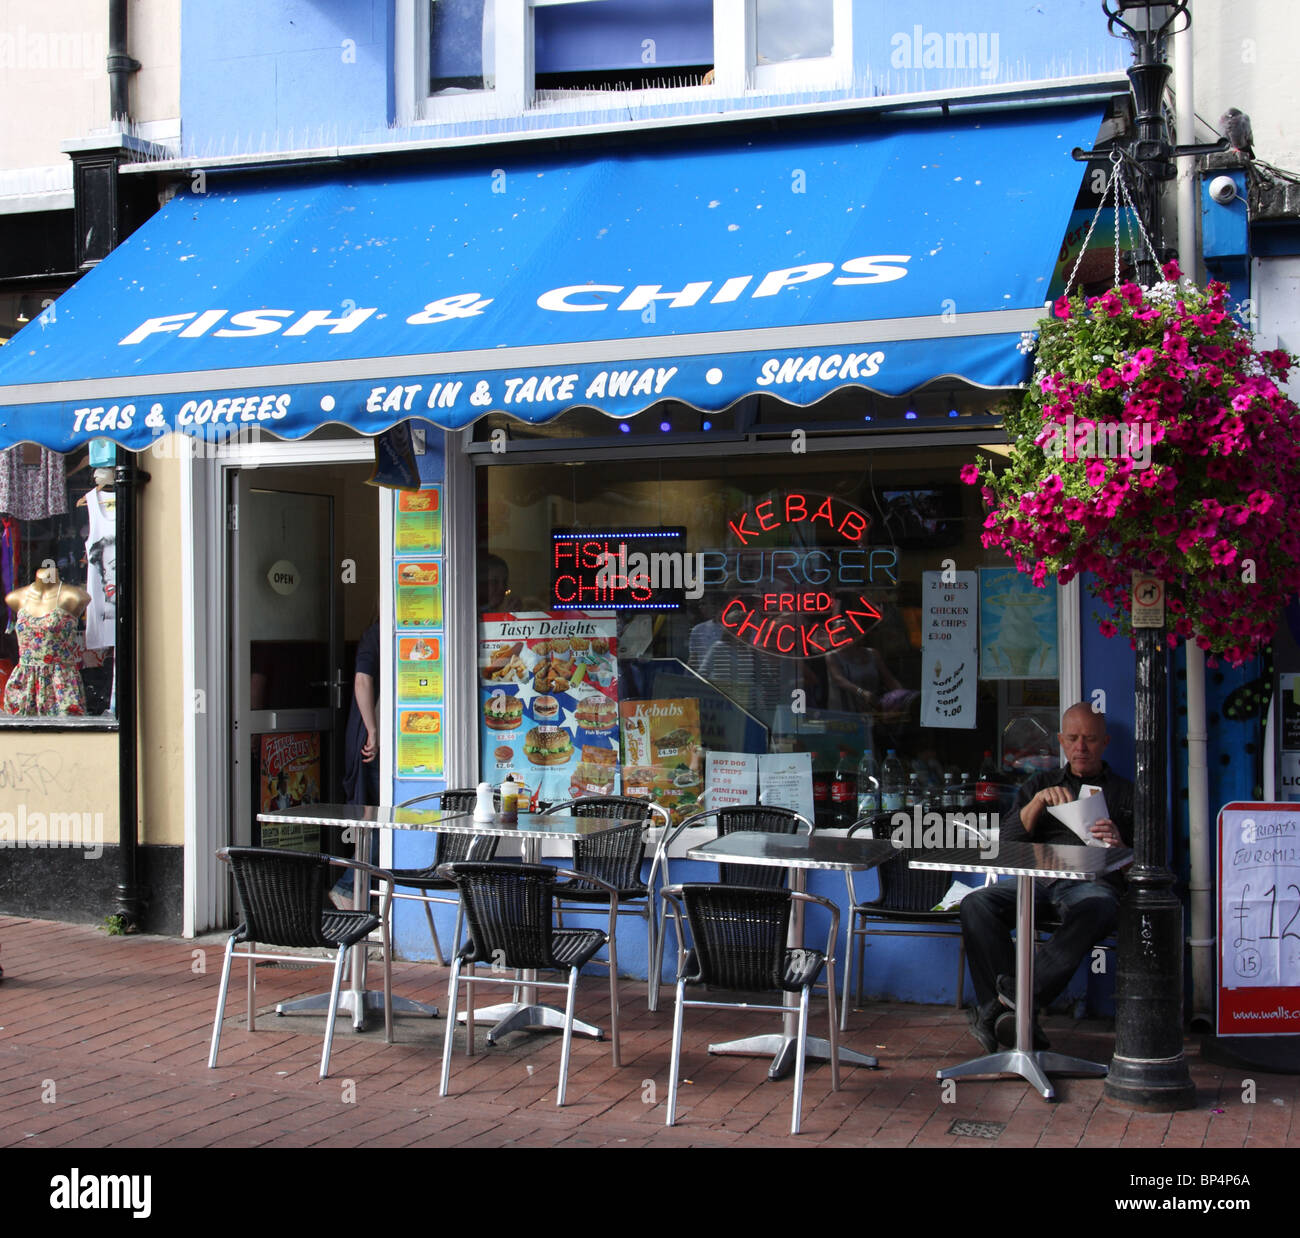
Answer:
[{"left": 1061, "top": 149, "right": 1164, "bottom": 299}]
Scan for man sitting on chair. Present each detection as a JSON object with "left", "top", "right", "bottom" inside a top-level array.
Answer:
[{"left": 961, "top": 703, "right": 1133, "bottom": 1052}]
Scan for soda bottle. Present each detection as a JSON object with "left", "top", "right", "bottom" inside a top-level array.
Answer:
[
  {"left": 856, "top": 749, "right": 881, "bottom": 818},
  {"left": 976, "top": 749, "right": 1000, "bottom": 803},
  {"left": 880, "top": 750, "right": 906, "bottom": 812},
  {"left": 812, "top": 751, "right": 831, "bottom": 828},
  {"left": 830, "top": 746, "right": 856, "bottom": 827}
]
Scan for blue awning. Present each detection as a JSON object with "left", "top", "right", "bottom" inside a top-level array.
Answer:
[{"left": 0, "top": 103, "right": 1101, "bottom": 451}]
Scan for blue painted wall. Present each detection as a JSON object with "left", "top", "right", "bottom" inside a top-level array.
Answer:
[
  {"left": 180, "top": 1, "right": 1125, "bottom": 156},
  {"left": 181, "top": 0, "right": 392, "bottom": 156}
]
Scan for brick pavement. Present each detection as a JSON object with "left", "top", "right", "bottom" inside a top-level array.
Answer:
[{"left": 1, "top": 914, "right": 1297, "bottom": 1152}]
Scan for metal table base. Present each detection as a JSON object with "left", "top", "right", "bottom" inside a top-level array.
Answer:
[
  {"left": 708, "top": 1033, "right": 877, "bottom": 1078},
  {"left": 276, "top": 988, "right": 437, "bottom": 1031},
  {"left": 461, "top": 1000, "right": 603, "bottom": 1045},
  {"left": 935, "top": 863, "right": 1108, "bottom": 1100}
]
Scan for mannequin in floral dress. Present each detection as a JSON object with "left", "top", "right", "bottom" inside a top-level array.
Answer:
[{"left": 3, "top": 565, "right": 90, "bottom": 716}]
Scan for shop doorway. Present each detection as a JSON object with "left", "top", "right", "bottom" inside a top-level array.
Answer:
[{"left": 227, "top": 461, "right": 381, "bottom": 850}]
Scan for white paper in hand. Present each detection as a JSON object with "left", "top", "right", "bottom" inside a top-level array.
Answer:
[{"left": 1046, "top": 787, "right": 1110, "bottom": 846}]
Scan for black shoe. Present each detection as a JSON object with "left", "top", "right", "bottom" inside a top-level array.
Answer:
[
  {"left": 995, "top": 973, "right": 1020, "bottom": 1010},
  {"left": 966, "top": 1003, "right": 998, "bottom": 1054},
  {"left": 995, "top": 1010, "right": 1050, "bottom": 1050}
]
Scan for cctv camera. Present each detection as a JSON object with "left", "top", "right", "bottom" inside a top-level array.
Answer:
[{"left": 1209, "top": 175, "right": 1238, "bottom": 205}]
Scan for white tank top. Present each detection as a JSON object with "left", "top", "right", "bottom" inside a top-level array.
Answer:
[{"left": 85, "top": 489, "right": 116, "bottom": 651}]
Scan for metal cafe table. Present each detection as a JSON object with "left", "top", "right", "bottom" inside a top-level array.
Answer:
[
  {"left": 257, "top": 803, "right": 635, "bottom": 1043},
  {"left": 684, "top": 830, "right": 897, "bottom": 1079},
  {"left": 910, "top": 840, "right": 1133, "bottom": 1100}
]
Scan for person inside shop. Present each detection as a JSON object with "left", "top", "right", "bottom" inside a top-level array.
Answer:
[
  {"left": 331, "top": 611, "right": 381, "bottom": 907},
  {"left": 825, "top": 594, "right": 915, "bottom": 717},
  {"left": 961, "top": 702, "right": 1133, "bottom": 1053},
  {"left": 3, "top": 562, "right": 90, "bottom": 716},
  {"left": 478, "top": 553, "right": 510, "bottom": 614}
]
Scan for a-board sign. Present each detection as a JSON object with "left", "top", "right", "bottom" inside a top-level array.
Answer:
[{"left": 1217, "top": 802, "right": 1300, "bottom": 1036}]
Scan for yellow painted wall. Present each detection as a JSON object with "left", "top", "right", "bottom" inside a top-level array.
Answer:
[{"left": 138, "top": 447, "right": 186, "bottom": 846}]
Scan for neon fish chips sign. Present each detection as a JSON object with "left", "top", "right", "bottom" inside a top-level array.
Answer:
[{"left": 717, "top": 492, "right": 887, "bottom": 659}]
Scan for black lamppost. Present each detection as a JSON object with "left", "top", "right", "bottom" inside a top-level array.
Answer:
[{"left": 1098, "top": 0, "right": 1198, "bottom": 1111}]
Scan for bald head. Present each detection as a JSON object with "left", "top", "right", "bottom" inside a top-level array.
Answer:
[{"left": 1059, "top": 703, "right": 1108, "bottom": 778}]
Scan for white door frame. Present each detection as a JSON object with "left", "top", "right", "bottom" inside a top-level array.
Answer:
[{"left": 182, "top": 436, "right": 379, "bottom": 936}]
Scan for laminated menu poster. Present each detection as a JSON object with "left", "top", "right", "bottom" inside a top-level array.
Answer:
[
  {"left": 619, "top": 698, "right": 703, "bottom": 823},
  {"left": 920, "top": 569, "right": 978, "bottom": 728},
  {"left": 1217, "top": 802, "right": 1300, "bottom": 1037},
  {"left": 397, "top": 709, "right": 444, "bottom": 777},
  {"left": 394, "top": 486, "right": 442, "bottom": 555},
  {"left": 395, "top": 560, "right": 443, "bottom": 628},
  {"left": 257, "top": 731, "right": 322, "bottom": 851},
  {"left": 397, "top": 635, "right": 443, "bottom": 706},
  {"left": 478, "top": 612, "right": 620, "bottom": 803}
]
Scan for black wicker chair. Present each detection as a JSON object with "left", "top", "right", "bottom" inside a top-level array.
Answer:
[
  {"left": 647, "top": 804, "right": 815, "bottom": 1011},
  {"left": 543, "top": 795, "right": 670, "bottom": 1010},
  {"left": 435, "top": 861, "right": 621, "bottom": 1106},
  {"left": 208, "top": 847, "right": 393, "bottom": 1080},
  {"left": 370, "top": 788, "right": 501, "bottom": 966},
  {"left": 840, "top": 809, "right": 991, "bottom": 1027},
  {"left": 660, "top": 882, "right": 840, "bottom": 1135}
]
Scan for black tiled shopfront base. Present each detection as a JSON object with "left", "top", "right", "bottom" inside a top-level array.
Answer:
[{"left": 0, "top": 844, "right": 183, "bottom": 935}]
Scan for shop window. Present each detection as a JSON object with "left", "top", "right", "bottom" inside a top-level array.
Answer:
[
  {"left": 401, "top": 0, "right": 852, "bottom": 124},
  {"left": 0, "top": 443, "right": 117, "bottom": 723},
  {"left": 474, "top": 443, "right": 1062, "bottom": 825}
]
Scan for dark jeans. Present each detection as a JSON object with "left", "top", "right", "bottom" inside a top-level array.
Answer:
[{"left": 959, "top": 877, "right": 1120, "bottom": 1011}]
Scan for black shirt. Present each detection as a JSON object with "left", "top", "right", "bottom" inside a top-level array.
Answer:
[{"left": 1001, "top": 761, "right": 1135, "bottom": 850}]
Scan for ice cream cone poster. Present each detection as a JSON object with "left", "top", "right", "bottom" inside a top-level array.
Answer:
[
  {"left": 921, "top": 570, "right": 978, "bottom": 727},
  {"left": 979, "top": 567, "right": 1058, "bottom": 680}
]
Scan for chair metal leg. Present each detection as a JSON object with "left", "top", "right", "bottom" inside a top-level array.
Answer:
[
  {"left": 556, "top": 967, "right": 579, "bottom": 1107},
  {"left": 381, "top": 901, "right": 394, "bottom": 1046},
  {"left": 246, "top": 941, "right": 256, "bottom": 1032},
  {"left": 319, "top": 943, "right": 349, "bottom": 1080},
  {"left": 452, "top": 901, "right": 466, "bottom": 959},
  {"left": 607, "top": 923, "right": 621, "bottom": 1069},
  {"left": 645, "top": 899, "right": 659, "bottom": 1011},
  {"left": 465, "top": 968, "right": 476, "bottom": 1057},
  {"left": 665, "top": 978, "right": 686, "bottom": 1126},
  {"left": 650, "top": 909, "right": 672, "bottom": 1016},
  {"left": 439, "top": 958, "right": 461, "bottom": 1096},
  {"left": 207, "top": 936, "right": 236, "bottom": 1069},
  {"left": 840, "top": 915, "right": 858, "bottom": 1032},
  {"left": 825, "top": 957, "right": 841, "bottom": 1094},
  {"left": 424, "top": 899, "right": 447, "bottom": 968},
  {"left": 955, "top": 940, "right": 967, "bottom": 1011},
  {"left": 792, "top": 985, "right": 811, "bottom": 1135}
]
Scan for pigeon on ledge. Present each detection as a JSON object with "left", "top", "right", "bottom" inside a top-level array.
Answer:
[{"left": 1220, "top": 108, "right": 1254, "bottom": 159}]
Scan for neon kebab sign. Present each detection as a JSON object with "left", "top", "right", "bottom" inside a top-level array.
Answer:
[{"left": 719, "top": 491, "right": 883, "bottom": 658}]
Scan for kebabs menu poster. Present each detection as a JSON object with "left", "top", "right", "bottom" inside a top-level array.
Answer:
[
  {"left": 479, "top": 612, "right": 620, "bottom": 803},
  {"left": 619, "top": 698, "right": 703, "bottom": 824}
]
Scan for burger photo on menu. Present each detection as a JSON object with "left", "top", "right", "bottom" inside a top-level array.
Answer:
[
  {"left": 533, "top": 694, "right": 560, "bottom": 722},
  {"left": 574, "top": 694, "right": 616, "bottom": 731},
  {"left": 524, "top": 726, "right": 574, "bottom": 766},
  {"left": 484, "top": 694, "right": 524, "bottom": 730}
]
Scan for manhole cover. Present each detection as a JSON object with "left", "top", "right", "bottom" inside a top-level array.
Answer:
[{"left": 948, "top": 1119, "right": 1005, "bottom": 1140}]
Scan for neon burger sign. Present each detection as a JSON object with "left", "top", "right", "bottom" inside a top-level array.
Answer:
[{"left": 717, "top": 492, "right": 884, "bottom": 658}]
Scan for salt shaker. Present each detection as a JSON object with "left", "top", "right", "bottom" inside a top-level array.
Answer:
[{"left": 473, "top": 780, "right": 496, "bottom": 822}]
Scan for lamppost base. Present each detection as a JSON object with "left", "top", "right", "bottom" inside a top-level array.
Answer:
[{"left": 1103, "top": 1052, "right": 1197, "bottom": 1111}]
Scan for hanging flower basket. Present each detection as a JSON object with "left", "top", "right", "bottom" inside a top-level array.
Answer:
[{"left": 963, "top": 260, "right": 1300, "bottom": 668}]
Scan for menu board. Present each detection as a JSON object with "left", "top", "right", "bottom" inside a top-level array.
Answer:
[
  {"left": 395, "top": 560, "right": 443, "bottom": 628},
  {"left": 397, "top": 635, "right": 443, "bottom": 706},
  {"left": 1217, "top": 802, "right": 1300, "bottom": 1037},
  {"left": 479, "top": 612, "right": 620, "bottom": 804},
  {"left": 394, "top": 487, "right": 442, "bottom": 555},
  {"left": 393, "top": 484, "right": 445, "bottom": 779},
  {"left": 257, "top": 731, "right": 322, "bottom": 851},
  {"left": 619, "top": 698, "right": 703, "bottom": 823},
  {"left": 705, "top": 751, "right": 759, "bottom": 810},
  {"left": 757, "top": 751, "right": 815, "bottom": 822}
]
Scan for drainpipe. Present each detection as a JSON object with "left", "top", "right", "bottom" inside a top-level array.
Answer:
[
  {"left": 107, "top": 1, "right": 140, "bottom": 124},
  {"left": 106, "top": 1, "right": 148, "bottom": 926},
  {"left": 114, "top": 452, "right": 150, "bottom": 927},
  {"left": 1173, "top": 12, "right": 1214, "bottom": 1031}
]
